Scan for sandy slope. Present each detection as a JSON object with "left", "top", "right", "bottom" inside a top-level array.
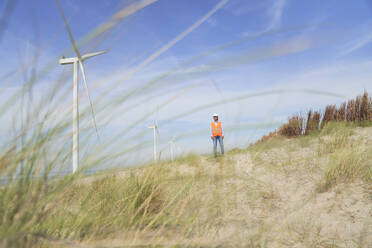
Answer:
[
  {"left": 82, "top": 127, "right": 371, "bottom": 247},
  {"left": 206, "top": 127, "right": 371, "bottom": 247}
]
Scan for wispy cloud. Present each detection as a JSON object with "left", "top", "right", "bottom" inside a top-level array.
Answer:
[
  {"left": 224, "top": 0, "right": 266, "bottom": 17},
  {"left": 99, "top": 0, "right": 229, "bottom": 90},
  {"left": 341, "top": 32, "right": 372, "bottom": 56},
  {"left": 266, "top": 0, "right": 286, "bottom": 31},
  {"left": 241, "top": 0, "right": 287, "bottom": 37}
]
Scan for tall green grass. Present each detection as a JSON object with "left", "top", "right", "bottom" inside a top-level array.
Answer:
[{"left": 0, "top": 160, "right": 197, "bottom": 246}]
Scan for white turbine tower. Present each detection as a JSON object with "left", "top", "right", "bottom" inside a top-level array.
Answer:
[
  {"left": 168, "top": 137, "right": 176, "bottom": 162},
  {"left": 56, "top": 0, "right": 107, "bottom": 173},
  {"left": 148, "top": 120, "right": 159, "bottom": 163}
]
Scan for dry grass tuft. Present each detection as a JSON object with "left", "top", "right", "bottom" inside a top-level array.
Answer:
[
  {"left": 258, "top": 130, "right": 279, "bottom": 143},
  {"left": 273, "top": 92, "right": 372, "bottom": 140},
  {"left": 321, "top": 104, "right": 336, "bottom": 129},
  {"left": 305, "top": 110, "right": 321, "bottom": 135},
  {"left": 346, "top": 99, "right": 355, "bottom": 122},
  {"left": 278, "top": 115, "right": 303, "bottom": 137},
  {"left": 354, "top": 96, "right": 361, "bottom": 122},
  {"left": 336, "top": 102, "right": 346, "bottom": 121},
  {"left": 360, "top": 91, "right": 370, "bottom": 121}
]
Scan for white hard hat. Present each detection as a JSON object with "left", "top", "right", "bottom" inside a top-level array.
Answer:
[{"left": 213, "top": 113, "right": 218, "bottom": 117}]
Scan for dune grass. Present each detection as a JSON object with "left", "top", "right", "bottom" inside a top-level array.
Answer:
[
  {"left": 272, "top": 91, "right": 372, "bottom": 139},
  {"left": 316, "top": 122, "right": 372, "bottom": 192},
  {"left": 1, "top": 2, "right": 371, "bottom": 245},
  {"left": 317, "top": 147, "right": 371, "bottom": 193},
  {"left": 0, "top": 117, "right": 371, "bottom": 247},
  {"left": 0, "top": 152, "right": 203, "bottom": 246}
]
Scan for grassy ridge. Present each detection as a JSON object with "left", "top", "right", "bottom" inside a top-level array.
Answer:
[
  {"left": 259, "top": 91, "right": 372, "bottom": 141},
  {"left": 0, "top": 121, "right": 371, "bottom": 247}
]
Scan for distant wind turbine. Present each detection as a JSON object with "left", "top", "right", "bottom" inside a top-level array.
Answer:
[
  {"left": 148, "top": 120, "right": 159, "bottom": 163},
  {"left": 168, "top": 137, "right": 176, "bottom": 162},
  {"left": 56, "top": 0, "right": 108, "bottom": 173}
]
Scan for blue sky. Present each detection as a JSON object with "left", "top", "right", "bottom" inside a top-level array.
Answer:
[{"left": 1, "top": 0, "right": 372, "bottom": 167}]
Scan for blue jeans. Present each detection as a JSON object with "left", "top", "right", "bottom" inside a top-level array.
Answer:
[{"left": 213, "top": 136, "right": 224, "bottom": 156}]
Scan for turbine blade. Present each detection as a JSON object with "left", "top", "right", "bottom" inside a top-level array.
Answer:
[
  {"left": 56, "top": 0, "right": 82, "bottom": 59},
  {"left": 79, "top": 61, "right": 100, "bottom": 139},
  {"left": 82, "top": 50, "right": 109, "bottom": 61}
]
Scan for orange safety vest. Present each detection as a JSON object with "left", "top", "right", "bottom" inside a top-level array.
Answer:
[{"left": 211, "top": 122, "right": 223, "bottom": 137}]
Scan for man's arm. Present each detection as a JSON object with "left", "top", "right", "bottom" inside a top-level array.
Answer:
[
  {"left": 221, "top": 123, "right": 224, "bottom": 139},
  {"left": 211, "top": 123, "right": 214, "bottom": 139}
]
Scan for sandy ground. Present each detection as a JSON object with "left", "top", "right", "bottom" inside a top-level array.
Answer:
[{"left": 77, "top": 127, "right": 372, "bottom": 247}]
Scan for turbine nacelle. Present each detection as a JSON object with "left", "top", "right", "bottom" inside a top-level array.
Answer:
[{"left": 59, "top": 50, "right": 109, "bottom": 65}]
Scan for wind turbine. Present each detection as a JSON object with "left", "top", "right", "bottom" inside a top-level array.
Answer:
[
  {"left": 148, "top": 120, "right": 159, "bottom": 163},
  {"left": 56, "top": 0, "right": 108, "bottom": 173},
  {"left": 168, "top": 137, "right": 176, "bottom": 162}
]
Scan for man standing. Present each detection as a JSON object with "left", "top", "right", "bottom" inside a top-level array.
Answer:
[{"left": 211, "top": 113, "right": 224, "bottom": 157}]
